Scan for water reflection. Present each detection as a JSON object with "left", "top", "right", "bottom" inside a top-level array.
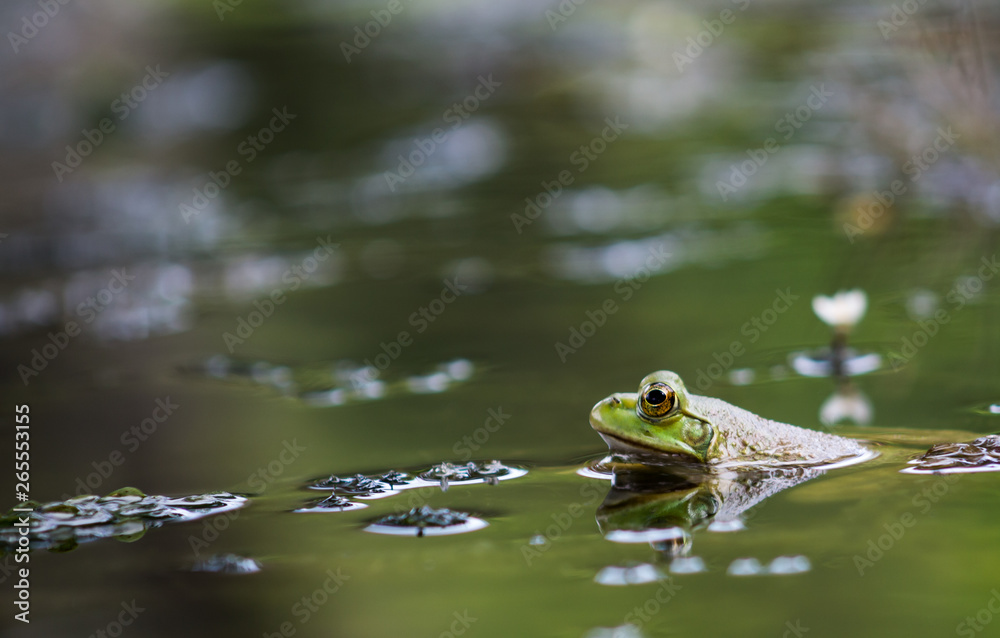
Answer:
[{"left": 594, "top": 463, "right": 823, "bottom": 555}]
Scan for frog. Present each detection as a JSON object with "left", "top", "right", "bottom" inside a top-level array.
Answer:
[{"left": 590, "top": 370, "right": 873, "bottom": 470}]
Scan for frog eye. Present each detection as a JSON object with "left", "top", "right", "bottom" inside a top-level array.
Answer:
[{"left": 638, "top": 382, "right": 677, "bottom": 420}]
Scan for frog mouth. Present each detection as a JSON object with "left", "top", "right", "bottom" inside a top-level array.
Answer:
[
  {"left": 597, "top": 431, "right": 660, "bottom": 454},
  {"left": 597, "top": 431, "right": 701, "bottom": 462}
]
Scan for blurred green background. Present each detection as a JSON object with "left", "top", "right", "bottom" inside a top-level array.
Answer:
[{"left": 1, "top": 0, "right": 999, "bottom": 636}]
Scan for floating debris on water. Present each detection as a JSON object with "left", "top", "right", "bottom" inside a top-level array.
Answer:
[
  {"left": 418, "top": 460, "right": 528, "bottom": 489},
  {"left": 295, "top": 495, "right": 369, "bottom": 513},
  {"left": 767, "top": 555, "right": 811, "bottom": 575},
  {"left": 545, "top": 225, "right": 769, "bottom": 283},
  {"left": 363, "top": 506, "right": 487, "bottom": 537},
  {"left": 584, "top": 624, "right": 643, "bottom": 638},
  {"left": 308, "top": 472, "right": 411, "bottom": 498},
  {"left": 727, "top": 556, "right": 811, "bottom": 576},
  {"left": 190, "top": 356, "right": 476, "bottom": 407},
  {"left": 191, "top": 553, "right": 263, "bottom": 575},
  {"left": 669, "top": 556, "right": 707, "bottom": 574},
  {"left": 298, "top": 461, "right": 526, "bottom": 512},
  {"left": 726, "top": 557, "right": 764, "bottom": 576},
  {"left": 0, "top": 488, "right": 248, "bottom": 553},
  {"left": 728, "top": 368, "right": 756, "bottom": 386},
  {"left": 970, "top": 403, "right": 1000, "bottom": 416},
  {"left": 594, "top": 563, "right": 664, "bottom": 586},
  {"left": 905, "top": 289, "right": 939, "bottom": 321},
  {"left": 901, "top": 435, "right": 1000, "bottom": 474},
  {"left": 405, "top": 371, "right": 451, "bottom": 394}
]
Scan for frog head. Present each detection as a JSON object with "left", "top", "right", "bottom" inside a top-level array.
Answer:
[{"left": 590, "top": 371, "right": 717, "bottom": 463}]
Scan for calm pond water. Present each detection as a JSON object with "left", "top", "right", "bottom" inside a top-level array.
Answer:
[{"left": 2, "top": 1, "right": 1000, "bottom": 636}]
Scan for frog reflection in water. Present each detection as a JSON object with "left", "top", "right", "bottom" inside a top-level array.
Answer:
[{"left": 595, "top": 462, "right": 822, "bottom": 552}]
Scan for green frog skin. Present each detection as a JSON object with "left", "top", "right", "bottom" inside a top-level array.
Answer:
[{"left": 590, "top": 371, "right": 871, "bottom": 469}]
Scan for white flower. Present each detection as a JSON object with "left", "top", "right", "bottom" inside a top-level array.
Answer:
[
  {"left": 812, "top": 289, "right": 867, "bottom": 329},
  {"left": 820, "top": 387, "right": 873, "bottom": 426}
]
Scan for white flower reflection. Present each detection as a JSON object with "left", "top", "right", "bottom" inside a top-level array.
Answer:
[{"left": 820, "top": 385, "right": 873, "bottom": 426}]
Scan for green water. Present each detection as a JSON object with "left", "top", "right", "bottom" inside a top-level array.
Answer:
[{"left": 3, "top": 0, "right": 1000, "bottom": 636}]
